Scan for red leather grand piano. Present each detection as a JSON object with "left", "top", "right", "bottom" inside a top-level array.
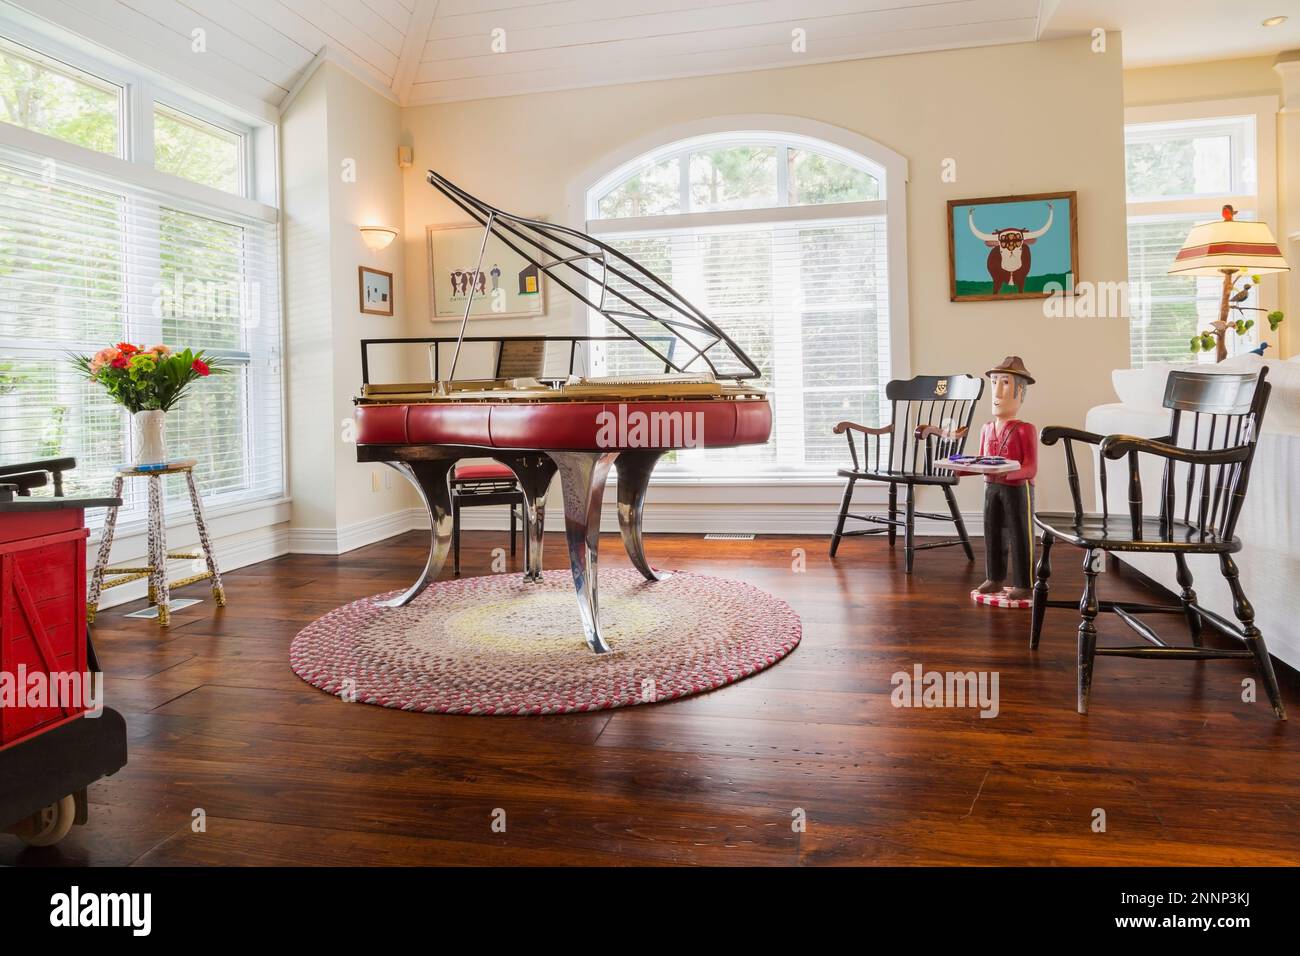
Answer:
[{"left": 355, "top": 171, "right": 772, "bottom": 654}]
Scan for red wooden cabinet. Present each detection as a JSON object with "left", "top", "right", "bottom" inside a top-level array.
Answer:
[{"left": 0, "top": 508, "right": 90, "bottom": 749}]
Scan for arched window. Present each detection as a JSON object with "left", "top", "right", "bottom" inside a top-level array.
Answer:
[{"left": 583, "top": 127, "right": 905, "bottom": 476}]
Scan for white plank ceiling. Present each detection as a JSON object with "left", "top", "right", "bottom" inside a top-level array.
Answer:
[{"left": 5, "top": 0, "right": 1297, "bottom": 112}]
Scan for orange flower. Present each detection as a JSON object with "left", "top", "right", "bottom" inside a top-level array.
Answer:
[
  {"left": 116, "top": 342, "right": 140, "bottom": 355},
  {"left": 88, "top": 346, "right": 120, "bottom": 375}
]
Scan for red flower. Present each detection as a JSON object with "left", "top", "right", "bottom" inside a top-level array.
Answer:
[
  {"left": 116, "top": 342, "right": 140, "bottom": 355},
  {"left": 192, "top": 358, "right": 210, "bottom": 377},
  {"left": 111, "top": 355, "right": 129, "bottom": 369}
]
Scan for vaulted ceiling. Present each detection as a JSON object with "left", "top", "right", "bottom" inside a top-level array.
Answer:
[{"left": 5, "top": 0, "right": 1298, "bottom": 113}]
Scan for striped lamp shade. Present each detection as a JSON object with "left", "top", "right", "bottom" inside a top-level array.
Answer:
[{"left": 1169, "top": 208, "right": 1290, "bottom": 276}]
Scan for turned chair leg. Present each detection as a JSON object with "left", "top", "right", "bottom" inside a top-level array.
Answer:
[
  {"left": 830, "top": 477, "right": 855, "bottom": 557},
  {"left": 887, "top": 483, "right": 898, "bottom": 548},
  {"left": 1220, "top": 553, "right": 1287, "bottom": 720},
  {"left": 1173, "top": 553, "right": 1201, "bottom": 647},
  {"left": 943, "top": 484, "right": 973, "bottom": 561},
  {"left": 1077, "top": 548, "right": 1102, "bottom": 714},
  {"left": 903, "top": 484, "right": 916, "bottom": 574},
  {"left": 1030, "top": 531, "right": 1054, "bottom": 650}
]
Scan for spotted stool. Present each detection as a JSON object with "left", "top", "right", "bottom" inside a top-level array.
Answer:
[{"left": 87, "top": 459, "right": 225, "bottom": 627}]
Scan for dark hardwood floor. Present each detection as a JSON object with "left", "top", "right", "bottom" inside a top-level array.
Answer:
[{"left": 7, "top": 529, "right": 1298, "bottom": 866}]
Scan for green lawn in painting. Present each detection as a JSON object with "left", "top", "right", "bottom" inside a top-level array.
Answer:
[{"left": 955, "top": 273, "right": 1071, "bottom": 297}]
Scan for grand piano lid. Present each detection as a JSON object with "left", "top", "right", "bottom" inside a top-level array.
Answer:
[{"left": 427, "top": 170, "right": 762, "bottom": 382}]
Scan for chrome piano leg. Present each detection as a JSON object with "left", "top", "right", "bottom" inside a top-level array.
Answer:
[
  {"left": 616, "top": 450, "right": 670, "bottom": 582},
  {"left": 376, "top": 459, "right": 455, "bottom": 608},
  {"left": 551, "top": 450, "right": 618, "bottom": 654},
  {"left": 498, "top": 453, "right": 556, "bottom": 583}
]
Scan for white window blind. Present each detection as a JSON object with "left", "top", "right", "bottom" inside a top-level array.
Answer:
[
  {"left": 0, "top": 141, "right": 284, "bottom": 517},
  {"left": 587, "top": 131, "right": 895, "bottom": 477},
  {"left": 1125, "top": 113, "right": 1262, "bottom": 367},
  {"left": 595, "top": 216, "right": 891, "bottom": 473}
]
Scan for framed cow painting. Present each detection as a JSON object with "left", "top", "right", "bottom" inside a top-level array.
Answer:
[{"left": 947, "top": 192, "right": 1078, "bottom": 301}]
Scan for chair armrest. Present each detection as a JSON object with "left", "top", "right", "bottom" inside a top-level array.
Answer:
[
  {"left": 833, "top": 421, "right": 891, "bottom": 436},
  {"left": 914, "top": 424, "right": 968, "bottom": 441},
  {"left": 1099, "top": 435, "right": 1250, "bottom": 465},
  {"left": 1040, "top": 426, "right": 1105, "bottom": 447}
]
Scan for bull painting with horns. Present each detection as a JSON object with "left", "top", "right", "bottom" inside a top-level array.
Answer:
[
  {"left": 969, "top": 202, "right": 1054, "bottom": 295},
  {"left": 948, "top": 193, "right": 1077, "bottom": 301}
]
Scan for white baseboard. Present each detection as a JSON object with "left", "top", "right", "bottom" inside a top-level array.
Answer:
[
  {"left": 449, "top": 504, "right": 986, "bottom": 538},
  {"left": 288, "top": 507, "right": 427, "bottom": 555}
]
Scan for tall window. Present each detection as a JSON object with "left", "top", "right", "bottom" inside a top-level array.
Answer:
[
  {"left": 587, "top": 133, "right": 892, "bottom": 475},
  {"left": 0, "top": 28, "right": 283, "bottom": 519},
  {"left": 1125, "top": 111, "right": 1266, "bottom": 367}
]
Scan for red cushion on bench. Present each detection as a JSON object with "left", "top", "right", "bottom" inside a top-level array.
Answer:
[{"left": 454, "top": 463, "right": 516, "bottom": 481}]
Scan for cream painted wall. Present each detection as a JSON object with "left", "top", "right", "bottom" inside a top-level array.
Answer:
[
  {"left": 282, "top": 64, "right": 335, "bottom": 532},
  {"left": 397, "top": 35, "right": 1131, "bottom": 519},
  {"left": 282, "top": 61, "right": 414, "bottom": 548},
  {"left": 1124, "top": 56, "right": 1280, "bottom": 106}
]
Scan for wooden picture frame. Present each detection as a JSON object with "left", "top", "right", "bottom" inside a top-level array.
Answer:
[
  {"left": 358, "top": 266, "right": 394, "bottom": 316},
  {"left": 427, "top": 223, "right": 546, "bottom": 322},
  {"left": 947, "top": 191, "right": 1079, "bottom": 301}
]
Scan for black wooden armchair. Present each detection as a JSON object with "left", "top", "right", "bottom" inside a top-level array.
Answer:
[
  {"left": 1030, "top": 368, "right": 1285, "bottom": 719},
  {"left": 829, "top": 374, "right": 984, "bottom": 573}
]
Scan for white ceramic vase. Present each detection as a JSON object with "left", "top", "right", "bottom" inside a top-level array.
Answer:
[{"left": 132, "top": 409, "right": 167, "bottom": 466}]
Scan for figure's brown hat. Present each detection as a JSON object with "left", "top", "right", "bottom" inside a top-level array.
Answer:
[{"left": 985, "top": 355, "right": 1035, "bottom": 385}]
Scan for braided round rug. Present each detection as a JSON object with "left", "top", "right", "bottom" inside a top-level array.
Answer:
[{"left": 289, "top": 568, "right": 801, "bottom": 715}]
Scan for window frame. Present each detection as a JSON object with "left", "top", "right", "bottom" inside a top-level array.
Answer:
[
  {"left": 1124, "top": 97, "right": 1279, "bottom": 368},
  {"left": 0, "top": 13, "right": 285, "bottom": 520},
  {"left": 572, "top": 118, "right": 911, "bottom": 483},
  {"left": 588, "top": 131, "right": 886, "bottom": 222}
]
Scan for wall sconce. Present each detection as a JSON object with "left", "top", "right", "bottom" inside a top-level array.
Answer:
[{"left": 359, "top": 226, "right": 398, "bottom": 251}]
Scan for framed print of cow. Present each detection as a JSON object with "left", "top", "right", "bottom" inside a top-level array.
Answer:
[
  {"left": 947, "top": 192, "right": 1078, "bottom": 301},
  {"left": 427, "top": 223, "right": 546, "bottom": 321}
]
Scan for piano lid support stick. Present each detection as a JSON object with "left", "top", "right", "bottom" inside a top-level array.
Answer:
[
  {"left": 496, "top": 453, "right": 556, "bottom": 583},
  {"left": 616, "top": 450, "right": 671, "bottom": 582},
  {"left": 551, "top": 450, "right": 619, "bottom": 654},
  {"left": 374, "top": 459, "right": 456, "bottom": 608},
  {"left": 446, "top": 211, "right": 496, "bottom": 389}
]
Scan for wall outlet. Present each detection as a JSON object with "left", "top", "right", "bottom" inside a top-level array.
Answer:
[
  {"left": 383, "top": 470, "right": 392, "bottom": 490},
  {"left": 371, "top": 470, "right": 382, "bottom": 492}
]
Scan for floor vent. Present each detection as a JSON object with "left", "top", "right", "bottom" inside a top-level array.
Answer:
[{"left": 704, "top": 532, "right": 756, "bottom": 540}]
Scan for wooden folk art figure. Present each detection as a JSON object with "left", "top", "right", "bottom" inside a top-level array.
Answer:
[{"left": 975, "top": 356, "right": 1038, "bottom": 604}]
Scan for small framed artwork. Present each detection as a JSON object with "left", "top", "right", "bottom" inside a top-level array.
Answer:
[
  {"left": 947, "top": 191, "right": 1078, "bottom": 301},
  {"left": 428, "top": 223, "right": 546, "bottom": 321},
  {"left": 359, "top": 266, "right": 394, "bottom": 316}
]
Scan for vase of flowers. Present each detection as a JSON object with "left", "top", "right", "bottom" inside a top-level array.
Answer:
[{"left": 71, "top": 343, "right": 222, "bottom": 466}]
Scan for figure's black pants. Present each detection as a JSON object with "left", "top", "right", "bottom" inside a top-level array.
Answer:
[{"left": 984, "top": 482, "right": 1035, "bottom": 588}]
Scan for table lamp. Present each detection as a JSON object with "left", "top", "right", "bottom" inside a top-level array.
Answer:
[{"left": 1168, "top": 205, "right": 1289, "bottom": 362}]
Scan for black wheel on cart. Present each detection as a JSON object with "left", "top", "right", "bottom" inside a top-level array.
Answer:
[{"left": 9, "top": 794, "right": 76, "bottom": 847}]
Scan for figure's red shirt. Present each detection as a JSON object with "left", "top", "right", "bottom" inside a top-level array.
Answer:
[{"left": 979, "top": 419, "right": 1038, "bottom": 486}]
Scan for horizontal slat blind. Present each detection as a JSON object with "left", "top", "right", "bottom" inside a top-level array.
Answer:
[
  {"left": 1127, "top": 213, "right": 1258, "bottom": 367},
  {"left": 0, "top": 142, "right": 283, "bottom": 520},
  {"left": 595, "top": 216, "right": 890, "bottom": 474}
]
